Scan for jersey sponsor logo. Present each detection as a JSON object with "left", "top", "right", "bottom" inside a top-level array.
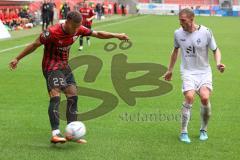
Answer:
[
  {"left": 82, "top": 13, "right": 88, "bottom": 15},
  {"left": 57, "top": 45, "right": 71, "bottom": 52},
  {"left": 185, "top": 46, "right": 196, "bottom": 57},
  {"left": 186, "top": 46, "right": 192, "bottom": 53},
  {"left": 180, "top": 39, "right": 186, "bottom": 41}
]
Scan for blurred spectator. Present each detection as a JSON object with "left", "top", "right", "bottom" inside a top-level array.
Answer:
[
  {"left": 26, "top": 9, "right": 34, "bottom": 23},
  {"left": 136, "top": 4, "right": 140, "bottom": 15},
  {"left": 114, "top": 2, "right": 117, "bottom": 14},
  {"left": 34, "top": 9, "right": 42, "bottom": 25},
  {"left": 4, "top": 9, "right": 10, "bottom": 22},
  {"left": 101, "top": 3, "right": 105, "bottom": 16},
  {"left": 95, "top": 3, "right": 102, "bottom": 20},
  {"left": 8, "top": 9, "right": 18, "bottom": 29},
  {"left": 121, "top": 4, "right": 126, "bottom": 16},
  {"left": 19, "top": 8, "right": 28, "bottom": 19},
  {"left": 78, "top": 2, "right": 96, "bottom": 51},
  {"left": 41, "top": 0, "right": 50, "bottom": 31},
  {"left": 0, "top": 5, "right": 39, "bottom": 31},
  {"left": 49, "top": 0, "right": 56, "bottom": 26},
  {"left": 61, "top": 2, "right": 70, "bottom": 19},
  {"left": 108, "top": 3, "right": 112, "bottom": 15}
]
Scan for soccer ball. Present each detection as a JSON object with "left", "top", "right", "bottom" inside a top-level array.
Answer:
[{"left": 65, "top": 121, "right": 86, "bottom": 140}]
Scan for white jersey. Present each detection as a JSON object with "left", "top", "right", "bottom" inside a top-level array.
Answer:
[{"left": 174, "top": 25, "right": 217, "bottom": 74}]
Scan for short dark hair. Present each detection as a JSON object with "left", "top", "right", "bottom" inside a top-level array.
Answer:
[
  {"left": 66, "top": 11, "right": 82, "bottom": 23},
  {"left": 179, "top": 8, "right": 195, "bottom": 18}
]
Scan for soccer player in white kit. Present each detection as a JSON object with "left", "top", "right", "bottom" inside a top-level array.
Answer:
[{"left": 164, "top": 8, "right": 225, "bottom": 143}]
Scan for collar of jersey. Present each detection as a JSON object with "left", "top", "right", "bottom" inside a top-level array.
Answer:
[{"left": 61, "top": 24, "right": 69, "bottom": 35}]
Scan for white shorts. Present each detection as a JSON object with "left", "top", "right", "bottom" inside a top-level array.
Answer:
[{"left": 181, "top": 72, "right": 212, "bottom": 93}]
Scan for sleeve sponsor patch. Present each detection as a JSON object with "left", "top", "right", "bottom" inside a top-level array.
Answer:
[{"left": 43, "top": 30, "right": 50, "bottom": 38}]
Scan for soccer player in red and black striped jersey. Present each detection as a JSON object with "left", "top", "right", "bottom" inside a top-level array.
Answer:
[
  {"left": 78, "top": 2, "right": 96, "bottom": 51},
  {"left": 9, "top": 11, "right": 129, "bottom": 144}
]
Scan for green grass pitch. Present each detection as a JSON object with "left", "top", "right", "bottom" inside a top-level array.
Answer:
[{"left": 0, "top": 15, "right": 240, "bottom": 160}]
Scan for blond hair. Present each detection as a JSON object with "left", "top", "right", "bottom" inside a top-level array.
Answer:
[{"left": 179, "top": 8, "right": 195, "bottom": 18}]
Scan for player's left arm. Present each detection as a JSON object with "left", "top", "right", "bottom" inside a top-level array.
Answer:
[
  {"left": 208, "top": 28, "right": 225, "bottom": 73},
  {"left": 213, "top": 48, "right": 225, "bottom": 73},
  {"left": 91, "top": 31, "right": 129, "bottom": 40}
]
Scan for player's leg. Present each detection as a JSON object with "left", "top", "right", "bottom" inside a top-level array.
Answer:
[
  {"left": 42, "top": 22, "right": 44, "bottom": 31},
  {"left": 63, "top": 71, "right": 87, "bottom": 144},
  {"left": 86, "top": 26, "right": 91, "bottom": 46},
  {"left": 182, "top": 90, "right": 195, "bottom": 132},
  {"left": 48, "top": 88, "right": 61, "bottom": 131},
  {"left": 48, "top": 88, "right": 66, "bottom": 143},
  {"left": 44, "top": 70, "right": 67, "bottom": 143},
  {"left": 46, "top": 15, "right": 50, "bottom": 30},
  {"left": 179, "top": 90, "right": 195, "bottom": 143},
  {"left": 63, "top": 85, "right": 78, "bottom": 124},
  {"left": 180, "top": 74, "right": 196, "bottom": 143},
  {"left": 42, "top": 16, "right": 46, "bottom": 31},
  {"left": 198, "top": 86, "right": 211, "bottom": 141},
  {"left": 50, "top": 11, "right": 54, "bottom": 26},
  {"left": 86, "top": 36, "right": 90, "bottom": 46},
  {"left": 197, "top": 72, "right": 212, "bottom": 141},
  {"left": 79, "top": 35, "right": 84, "bottom": 51},
  {"left": 63, "top": 70, "right": 78, "bottom": 124}
]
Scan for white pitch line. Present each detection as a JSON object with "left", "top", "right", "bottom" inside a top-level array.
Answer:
[
  {"left": 0, "top": 43, "right": 30, "bottom": 53},
  {"left": 0, "top": 15, "right": 148, "bottom": 54},
  {"left": 96, "top": 15, "right": 149, "bottom": 28}
]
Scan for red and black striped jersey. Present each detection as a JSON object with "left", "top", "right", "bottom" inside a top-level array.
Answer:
[
  {"left": 79, "top": 7, "right": 95, "bottom": 27},
  {"left": 39, "top": 23, "right": 92, "bottom": 72}
]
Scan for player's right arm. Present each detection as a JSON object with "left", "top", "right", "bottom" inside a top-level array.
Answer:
[
  {"left": 164, "top": 48, "right": 179, "bottom": 81},
  {"left": 78, "top": 25, "right": 129, "bottom": 40},
  {"left": 9, "top": 36, "right": 42, "bottom": 70}
]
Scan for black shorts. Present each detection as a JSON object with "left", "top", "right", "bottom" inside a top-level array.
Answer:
[
  {"left": 43, "top": 68, "right": 76, "bottom": 92},
  {"left": 42, "top": 14, "right": 49, "bottom": 24}
]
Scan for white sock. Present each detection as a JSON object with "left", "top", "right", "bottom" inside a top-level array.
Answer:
[
  {"left": 52, "top": 129, "right": 61, "bottom": 136},
  {"left": 181, "top": 102, "right": 192, "bottom": 133},
  {"left": 200, "top": 102, "right": 211, "bottom": 131}
]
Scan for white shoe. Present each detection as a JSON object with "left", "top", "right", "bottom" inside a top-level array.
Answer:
[
  {"left": 78, "top": 46, "right": 83, "bottom": 51},
  {"left": 199, "top": 130, "right": 208, "bottom": 141},
  {"left": 180, "top": 133, "right": 191, "bottom": 143}
]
